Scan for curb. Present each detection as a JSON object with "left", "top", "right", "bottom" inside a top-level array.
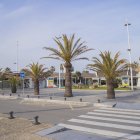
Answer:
[
  {"left": 0, "top": 95, "right": 18, "bottom": 100},
  {"left": 22, "top": 98, "right": 91, "bottom": 106},
  {"left": 93, "top": 102, "right": 117, "bottom": 108}
]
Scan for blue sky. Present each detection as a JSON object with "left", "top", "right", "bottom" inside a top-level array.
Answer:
[{"left": 0, "top": 0, "right": 140, "bottom": 72}]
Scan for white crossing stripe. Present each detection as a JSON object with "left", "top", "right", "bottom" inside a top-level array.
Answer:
[
  {"left": 100, "top": 107, "right": 140, "bottom": 113},
  {"left": 88, "top": 112, "right": 140, "bottom": 120},
  {"left": 94, "top": 109, "right": 140, "bottom": 116},
  {"left": 58, "top": 108, "right": 140, "bottom": 139},
  {"left": 58, "top": 123, "right": 140, "bottom": 140},
  {"left": 79, "top": 115, "right": 140, "bottom": 125},
  {"left": 69, "top": 118, "right": 140, "bottom": 131}
]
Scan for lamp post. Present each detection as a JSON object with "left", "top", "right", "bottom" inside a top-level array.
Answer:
[
  {"left": 59, "top": 64, "right": 64, "bottom": 88},
  {"left": 124, "top": 22, "right": 134, "bottom": 90},
  {"left": 59, "top": 64, "right": 61, "bottom": 89},
  {"left": 16, "top": 41, "right": 19, "bottom": 72},
  {"left": 13, "top": 62, "right": 17, "bottom": 72},
  {"left": 56, "top": 37, "right": 62, "bottom": 89}
]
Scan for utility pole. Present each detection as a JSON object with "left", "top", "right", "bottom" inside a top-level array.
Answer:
[
  {"left": 124, "top": 22, "right": 134, "bottom": 90},
  {"left": 59, "top": 64, "right": 61, "bottom": 88},
  {"left": 16, "top": 41, "right": 19, "bottom": 72}
]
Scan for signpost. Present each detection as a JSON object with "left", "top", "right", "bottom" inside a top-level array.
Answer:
[{"left": 20, "top": 72, "right": 25, "bottom": 95}]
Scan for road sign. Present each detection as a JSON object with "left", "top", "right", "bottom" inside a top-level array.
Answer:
[{"left": 20, "top": 72, "right": 25, "bottom": 78}]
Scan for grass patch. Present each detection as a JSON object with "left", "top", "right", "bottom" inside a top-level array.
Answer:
[{"left": 72, "top": 86, "right": 130, "bottom": 90}]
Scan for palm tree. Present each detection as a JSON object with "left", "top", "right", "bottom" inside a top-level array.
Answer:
[
  {"left": 131, "top": 61, "right": 140, "bottom": 72},
  {"left": 50, "top": 66, "right": 55, "bottom": 72},
  {"left": 9, "top": 76, "right": 19, "bottom": 93},
  {"left": 23, "top": 62, "right": 50, "bottom": 95},
  {"left": 4, "top": 67, "right": 12, "bottom": 74},
  {"left": 0, "top": 68, "right": 3, "bottom": 89},
  {"left": 43, "top": 34, "right": 93, "bottom": 97},
  {"left": 0, "top": 68, "right": 2, "bottom": 78},
  {"left": 88, "top": 51, "right": 127, "bottom": 99}
]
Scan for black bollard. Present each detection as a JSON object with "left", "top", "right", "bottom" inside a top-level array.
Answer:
[
  {"left": 98, "top": 99, "right": 100, "bottom": 103},
  {"left": 38, "top": 96, "right": 40, "bottom": 99},
  {"left": 9, "top": 111, "right": 15, "bottom": 119},
  {"left": 80, "top": 98, "right": 82, "bottom": 102},
  {"left": 50, "top": 96, "right": 52, "bottom": 100},
  {"left": 64, "top": 97, "right": 66, "bottom": 101},
  {"left": 27, "top": 95, "right": 29, "bottom": 98},
  {"left": 10, "top": 94, "right": 12, "bottom": 96},
  {"left": 33, "top": 116, "right": 40, "bottom": 125}
]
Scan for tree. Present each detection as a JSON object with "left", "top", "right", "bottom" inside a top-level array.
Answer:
[
  {"left": 0, "top": 69, "right": 5, "bottom": 89},
  {"left": 88, "top": 51, "right": 127, "bottom": 99},
  {"left": 75, "top": 71, "right": 82, "bottom": 83},
  {"left": 43, "top": 34, "right": 93, "bottom": 97},
  {"left": 9, "top": 76, "right": 19, "bottom": 93},
  {"left": 49, "top": 66, "right": 55, "bottom": 72},
  {"left": 4, "top": 67, "right": 12, "bottom": 74},
  {"left": 131, "top": 61, "right": 140, "bottom": 72},
  {"left": 0, "top": 68, "right": 3, "bottom": 79},
  {"left": 23, "top": 62, "right": 50, "bottom": 95},
  {"left": 0, "top": 67, "right": 12, "bottom": 80}
]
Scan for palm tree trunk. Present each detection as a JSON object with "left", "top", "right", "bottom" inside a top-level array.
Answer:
[
  {"left": 34, "top": 79, "right": 39, "bottom": 95},
  {"left": 64, "top": 62, "right": 73, "bottom": 97},
  {"left": 11, "top": 85, "right": 17, "bottom": 93},
  {"left": 107, "top": 79, "right": 115, "bottom": 99}
]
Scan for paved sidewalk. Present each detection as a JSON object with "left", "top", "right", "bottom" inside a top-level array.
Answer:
[{"left": 1, "top": 88, "right": 140, "bottom": 104}]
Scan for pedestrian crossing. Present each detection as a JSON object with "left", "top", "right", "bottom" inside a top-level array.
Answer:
[
  {"left": 88, "top": 112, "right": 140, "bottom": 119},
  {"left": 58, "top": 107, "right": 140, "bottom": 139}
]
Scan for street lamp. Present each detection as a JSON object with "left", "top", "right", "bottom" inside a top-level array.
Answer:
[
  {"left": 56, "top": 37, "right": 62, "bottom": 89},
  {"left": 16, "top": 41, "right": 19, "bottom": 72},
  {"left": 13, "top": 62, "right": 17, "bottom": 72},
  {"left": 59, "top": 64, "right": 61, "bottom": 88},
  {"left": 124, "top": 22, "right": 134, "bottom": 90},
  {"left": 59, "top": 64, "right": 64, "bottom": 88}
]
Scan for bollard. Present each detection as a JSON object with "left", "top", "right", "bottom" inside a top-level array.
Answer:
[
  {"left": 98, "top": 99, "right": 100, "bottom": 103},
  {"left": 33, "top": 116, "right": 40, "bottom": 125},
  {"left": 50, "top": 96, "right": 52, "bottom": 100},
  {"left": 18, "top": 94, "right": 20, "bottom": 97},
  {"left": 80, "top": 98, "right": 82, "bottom": 102},
  {"left": 10, "top": 94, "right": 12, "bottom": 96},
  {"left": 27, "top": 95, "right": 29, "bottom": 98},
  {"left": 38, "top": 96, "right": 40, "bottom": 99},
  {"left": 64, "top": 97, "right": 66, "bottom": 101},
  {"left": 9, "top": 111, "right": 15, "bottom": 119}
]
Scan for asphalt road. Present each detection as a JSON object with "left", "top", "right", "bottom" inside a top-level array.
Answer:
[
  {"left": 0, "top": 98, "right": 94, "bottom": 124},
  {"left": 1, "top": 88, "right": 140, "bottom": 125}
]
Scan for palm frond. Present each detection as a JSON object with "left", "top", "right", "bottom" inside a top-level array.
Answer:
[
  {"left": 41, "top": 56, "right": 61, "bottom": 60},
  {"left": 43, "top": 34, "right": 93, "bottom": 64},
  {"left": 73, "top": 57, "right": 89, "bottom": 61},
  {"left": 88, "top": 51, "right": 128, "bottom": 80}
]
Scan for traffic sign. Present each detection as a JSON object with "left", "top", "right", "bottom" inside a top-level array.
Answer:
[{"left": 20, "top": 72, "right": 25, "bottom": 78}]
